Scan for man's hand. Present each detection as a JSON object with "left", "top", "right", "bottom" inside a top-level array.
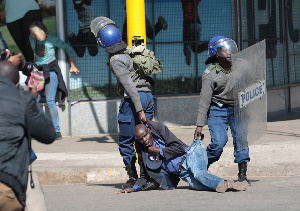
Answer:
[
  {"left": 194, "top": 126, "right": 203, "bottom": 139},
  {"left": 116, "top": 188, "right": 134, "bottom": 194},
  {"left": 6, "top": 49, "right": 22, "bottom": 67},
  {"left": 138, "top": 110, "right": 146, "bottom": 123},
  {"left": 23, "top": 86, "right": 39, "bottom": 99},
  {"left": 148, "top": 145, "right": 160, "bottom": 155}
]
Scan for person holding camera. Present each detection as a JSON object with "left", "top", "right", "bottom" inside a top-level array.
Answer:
[
  {"left": 0, "top": 32, "right": 34, "bottom": 77},
  {"left": 0, "top": 61, "right": 56, "bottom": 211},
  {"left": 194, "top": 36, "right": 251, "bottom": 183}
]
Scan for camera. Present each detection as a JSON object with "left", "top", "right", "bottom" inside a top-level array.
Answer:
[{"left": 0, "top": 49, "right": 34, "bottom": 75}]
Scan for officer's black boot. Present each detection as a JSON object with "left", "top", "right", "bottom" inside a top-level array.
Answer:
[
  {"left": 238, "top": 162, "right": 251, "bottom": 185},
  {"left": 122, "top": 165, "right": 138, "bottom": 189}
]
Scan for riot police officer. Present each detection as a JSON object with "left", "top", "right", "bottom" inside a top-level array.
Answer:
[
  {"left": 90, "top": 17, "right": 155, "bottom": 188},
  {"left": 194, "top": 36, "right": 250, "bottom": 183}
]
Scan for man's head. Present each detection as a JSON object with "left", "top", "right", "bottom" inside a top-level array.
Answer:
[
  {"left": 205, "top": 36, "right": 238, "bottom": 65},
  {"left": 90, "top": 16, "right": 122, "bottom": 48},
  {"left": 134, "top": 124, "right": 154, "bottom": 147},
  {"left": 0, "top": 61, "right": 19, "bottom": 85}
]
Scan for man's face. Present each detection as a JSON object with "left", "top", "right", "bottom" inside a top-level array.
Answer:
[
  {"left": 135, "top": 127, "right": 154, "bottom": 147},
  {"left": 218, "top": 48, "right": 233, "bottom": 63}
]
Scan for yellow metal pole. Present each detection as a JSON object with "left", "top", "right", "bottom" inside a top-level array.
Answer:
[{"left": 126, "top": 0, "right": 146, "bottom": 47}]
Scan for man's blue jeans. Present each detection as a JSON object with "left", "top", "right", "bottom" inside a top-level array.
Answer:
[
  {"left": 37, "top": 71, "right": 60, "bottom": 132},
  {"left": 117, "top": 92, "right": 154, "bottom": 166},
  {"left": 180, "top": 138, "right": 224, "bottom": 191},
  {"left": 207, "top": 104, "right": 250, "bottom": 164}
]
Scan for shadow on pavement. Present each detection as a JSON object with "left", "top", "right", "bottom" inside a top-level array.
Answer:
[
  {"left": 88, "top": 183, "right": 124, "bottom": 189},
  {"left": 77, "top": 136, "right": 118, "bottom": 144},
  {"left": 267, "top": 130, "right": 300, "bottom": 138}
]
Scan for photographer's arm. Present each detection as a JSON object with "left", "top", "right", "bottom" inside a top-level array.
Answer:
[{"left": 4, "top": 49, "right": 33, "bottom": 76}]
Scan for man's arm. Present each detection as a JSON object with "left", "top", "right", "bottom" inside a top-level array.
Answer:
[
  {"left": 23, "top": 91, "right": 56, "bottom": 144},
  {"left": 149, "top": 121, "right": 187, "bottom": 160},
  {"left": 195, "top": 72, "right": 214, "bottom": 127},
  {"left": 110, "top": 55, "right": 143, "bottom": 112}
]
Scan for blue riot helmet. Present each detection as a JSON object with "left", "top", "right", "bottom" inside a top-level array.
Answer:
[
  {"left": 90, "top": 16, "right": 122, "bottom": 48},
  {"left": 205, "top": 36, "right": 238, "bottom": 64}
]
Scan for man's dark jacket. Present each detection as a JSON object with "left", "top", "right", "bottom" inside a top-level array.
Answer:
[
  {"left": 0, "top": 76, "right": 56, "bottom": 206},
  {"left": 135, "top": 120, "right": 188, "bottom": 190}
]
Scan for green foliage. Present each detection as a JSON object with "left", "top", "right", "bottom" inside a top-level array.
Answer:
[
  {"left": 43, "top": 16, "right": 57, "bottom": 35},
  {"left": 70, "top": 84, "right": 119, "bottom": 99}
]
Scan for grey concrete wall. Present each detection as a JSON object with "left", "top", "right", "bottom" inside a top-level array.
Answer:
[
  {"left": 267, "top": 88, "right": 289, "bottom": 115},
  {"left": 266, "top": 86, "right": 300, "bottom": 115},
  {"left": 154, "top": 95, "right": 200, "bottom": 126},
  {"left": 60, "top": 95, "right": 200, "bottom": 136},
  {"left": 291, "top": 86, "right": 300, "bottom": 113},
  {"left": 70, "top": 100, "right": 120, "bottom": 135},
  {"left": 51, "top": 86, "right": 299, "bottom": 136}
]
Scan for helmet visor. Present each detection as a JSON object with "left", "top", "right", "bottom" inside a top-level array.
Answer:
[
  {"left": 213, "top": 38, "right": 238, "bottom": 57},
  {"left": 90, "top": 17, "right": 117, "bottom": 37}
]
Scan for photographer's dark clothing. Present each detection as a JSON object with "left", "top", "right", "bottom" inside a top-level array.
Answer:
[{"left": 0, "top": 76, "right": 56, "bottom": 206}]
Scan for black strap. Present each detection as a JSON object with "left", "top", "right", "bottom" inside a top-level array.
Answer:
[{"left": 19, "top": 89, "right": 35, "bottom": 189}]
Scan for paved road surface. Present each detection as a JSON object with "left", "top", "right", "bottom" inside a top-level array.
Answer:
[{"left": 43, "top": 176, "right": 300, "bottom": 211}]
